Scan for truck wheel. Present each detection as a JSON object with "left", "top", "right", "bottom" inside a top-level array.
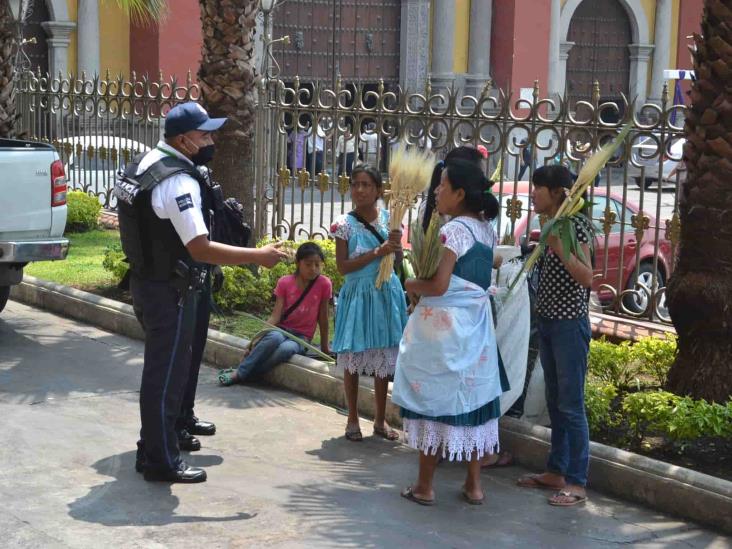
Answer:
[{"left": 0, "top": 286, "right": 9, "bottom": 313}]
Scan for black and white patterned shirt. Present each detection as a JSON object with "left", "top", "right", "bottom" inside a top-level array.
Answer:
[{"left": 536, "top": 214, "right": 593, "bottom": 320}]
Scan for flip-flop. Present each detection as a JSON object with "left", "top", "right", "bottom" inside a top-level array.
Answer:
[
  {"left": 345, "top": 426, "right": 363, "bottom": 442},
  {"left": 218, "top": 370, "right": 238, "bottom": 386},
  {"left": 401, "top": 486, "right": 434, "bottom": 506},
  {"left": 517, "top": 473, "right": 565, "bottom": 490},
  {"left": 548, "top": 490, "right": 587, "bottom": 507},
  {"left": 461, "top": 488, "right": 484, "bottom": 506},
  {"left": 481, "top": 450, "right": 514, "bottom": 469},
  {"left": 373, "top": 426, "right": 400, "bottom": 441}
]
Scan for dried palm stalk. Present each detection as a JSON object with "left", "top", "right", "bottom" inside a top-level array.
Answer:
[
  {"left": 376, "top": 145, "right": 435, "bottom": 288},
  {"left": 507, "top": 122, "right": 632, "bottom": 293},
  {"left": 407, "top": 211, "right": 445, "bottom": 307}
]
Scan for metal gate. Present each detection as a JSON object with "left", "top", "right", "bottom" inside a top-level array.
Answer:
[
  {"left": 272, "top": 0, "right": 401, "bottom": 86},
  {"left": 566, "top": 0, "right": 631, "bottom": 107}
]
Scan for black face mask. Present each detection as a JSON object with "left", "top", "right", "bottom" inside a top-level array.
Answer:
[{"left": 191, "top": 144, "right": 215, "bottom": 165}]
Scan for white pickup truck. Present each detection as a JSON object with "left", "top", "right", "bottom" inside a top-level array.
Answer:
[{"left": 0, "top": 138, "right": 69, "bottom": 313}]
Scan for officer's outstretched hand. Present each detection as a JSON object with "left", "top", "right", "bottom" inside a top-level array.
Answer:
[{"left": 257, "top": 241, "right": 289, "bottom": 268}]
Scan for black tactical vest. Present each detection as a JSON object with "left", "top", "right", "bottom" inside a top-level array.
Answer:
[{"left": 115, "top": 153, "right": 211, "bottom": 281}]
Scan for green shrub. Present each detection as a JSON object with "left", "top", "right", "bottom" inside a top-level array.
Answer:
[
  {"left": 585, "top": 381, "right": 619, "bottom": 436},
  {"left": 65, "top": 191, "right": 102, "bottom": 232},
  {"left": 621, "top": 391, "right": 680, "bottom": 446},
  {"left": 588, "top": 337, "right": 637, "bottom": 388},
  {"left": 630, "top": 334, "right": 677, "bottom": 387},
  {"left": 102, "top": 244, "right": 128, "bottom": 284}
]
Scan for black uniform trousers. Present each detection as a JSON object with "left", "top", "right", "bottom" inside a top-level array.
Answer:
[
  {"left": 176, "top": 288, "right": 210, "bottom": 433},
  {"left": 131, "top": 274, "right": 209, "bottom": 473}
]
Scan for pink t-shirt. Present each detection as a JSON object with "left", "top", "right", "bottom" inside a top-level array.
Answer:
[{"left": 275, "top": 274, "right": 333, "bottom": 340}]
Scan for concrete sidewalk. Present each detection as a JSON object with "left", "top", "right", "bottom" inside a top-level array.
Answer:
[{"left": 0, "top": 300, "right": 728, "bottom": 548}]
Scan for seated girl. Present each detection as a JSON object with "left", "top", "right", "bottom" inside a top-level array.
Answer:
[{"left": 218, "top": 242, "right": 332, "bottom": 385}]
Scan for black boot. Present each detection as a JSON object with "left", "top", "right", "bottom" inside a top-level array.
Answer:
[
  {"left": 187, "top": 415, "right": 216, "bottom": 436},
  {"left": 143, "top": 461, "right": 207, "bottom": 483},
  {"left": 177, "top": 429, "right": 201, "bottom": 452}
]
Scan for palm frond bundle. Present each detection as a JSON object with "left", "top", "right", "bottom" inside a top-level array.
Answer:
[
  {"left": 376, "top": 145, "right": 435, "bottom": 288},
  {"left": 507, "top": 122, "right": 633, "bottom": 293}
]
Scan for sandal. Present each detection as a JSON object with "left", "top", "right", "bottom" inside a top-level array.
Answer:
[
  {"left": 517, "top": 473, "right": 565, "bottom": 490},
  {"left": 548, "top": 490, "right": 587, "bottom": 507},
  {"left": 461, "top": 485, "right": 484, "bottom": 505},
  {"left": 373, "top": 426, "right": 400, "bottom": 441},
  {"left": 401, "top": 486, "right": 434, "bottom": 506},
  {"left": 345, "top": 426, "right": 363, "bottom": 442},
  {"left": 481, "top": 450, "right": 514, "bottom": 469},
  {"left": 218, "top": 369, "right": 238, "bottom": 387}
]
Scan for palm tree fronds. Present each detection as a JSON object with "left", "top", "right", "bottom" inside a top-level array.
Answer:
[{"left": 112, "top": 0, "right": 168, "bottom": 24}]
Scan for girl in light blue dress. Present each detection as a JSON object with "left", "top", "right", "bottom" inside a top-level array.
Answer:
[
  {"left": 330, "top": 165, "right": 408, "bottom": 442},
  {"left": 393, "top": 158, "right": 509, "bottom": 506}
]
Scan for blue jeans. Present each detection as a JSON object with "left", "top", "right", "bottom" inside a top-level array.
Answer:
[
  {"left": 236, "top": 331, "right": 305, "bottom": 382},
  {"left": 538, "top": 316, "right": 591, "bottom": 487}
]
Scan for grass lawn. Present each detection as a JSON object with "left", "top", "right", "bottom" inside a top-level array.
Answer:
[{"left": 25, "top": 229, "right": 120, "bottom": 290}]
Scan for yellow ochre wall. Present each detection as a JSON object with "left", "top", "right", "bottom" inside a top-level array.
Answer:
[
  {"left": 64, "top": 0, "right": 130, "bottom": 77},
  {"left": 453, "top": 0, "right": 470, "bottom": 73},
  {"left": 99, "top": 3, "right": 130, "bottom": 77}
]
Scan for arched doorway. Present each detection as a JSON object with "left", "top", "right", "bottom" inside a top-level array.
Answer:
[
  {"left": 566, "top": 0, "right": 631, "bottom": 110},
  {"left": 22, "top": 0, "right": 51, "bottom": 75}
]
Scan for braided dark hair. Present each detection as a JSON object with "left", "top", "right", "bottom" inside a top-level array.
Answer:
[
  {"left": 422, "top": 146, "right": 485, "bottom": 232},
  {"left": 443, "top": 158, "right": 499, "bottom": 220}
]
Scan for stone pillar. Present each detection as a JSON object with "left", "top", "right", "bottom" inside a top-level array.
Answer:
[
  {"left": 41, "top": 21, "right": 76, "bottom": 77},
  {"left": 557, "top": 41, "right": 574, "bottom": 99},
  {"left": 430, "top": 0, "right": 455, "bottom": 92},
  {"left": 465, "top": 0, "right": 492, "bottom": 96},
  {"left": 649, "top": 0, "right": 672, "bottom": 104},
  {"left": 399, "top": 0, "right": 431, "bottom": 93},
  {"left": 77, "top": 0, "right": 101, "bottom": 77},
  {"left": 629, "top": 44, "right": 654, "bottom": 107},
  {"left": 547, "top": 0, "right": 561, "bottom": 100}
]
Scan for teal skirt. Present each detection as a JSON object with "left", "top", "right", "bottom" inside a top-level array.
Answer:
[
  {"left": 400, "top": 347, "right": 510, "bottom": 426},
  {"left": 333, "top": 270, "right": 408, "bottom": 354}
]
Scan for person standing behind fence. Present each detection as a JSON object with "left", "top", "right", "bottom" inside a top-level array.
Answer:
[
  {"left": 330, "top": 165, "right": 408, "bottom": 442},
  {"left": 116, "top": 102, "right": 288, "bottom": 484},
  {"left": 517, "top": 165, "right": 593, "bottom": 506}
]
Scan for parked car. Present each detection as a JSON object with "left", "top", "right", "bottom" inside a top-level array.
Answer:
[
  {"left": 630, "top": 136, "right": 686, "bottom": 189},
  {"left": 62, "top": 135, "right": 151, "bottom": 205},
  {"left": 496, "top": 182, "right": 674, "bottom": 316},
  {"left": 0, "top": 138, "right": 69, "bottom": 313}
]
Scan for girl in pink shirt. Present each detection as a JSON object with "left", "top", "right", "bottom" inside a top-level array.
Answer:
[{"left": 218, "top": 243, "right": 332, "bottom": 385}]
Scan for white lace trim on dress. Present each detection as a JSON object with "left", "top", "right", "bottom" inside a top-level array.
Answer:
[
  {"left": 337, "top": 347, "right": 398, "bottom": 378},
  {"left": 402, "top": 417, "right": 500, "bottom": 462}
]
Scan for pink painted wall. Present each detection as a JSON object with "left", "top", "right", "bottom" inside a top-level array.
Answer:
[
  {"left": 490, "top": 0, "right": 550, "bottom": 103},
  {"left": 676, "top": 0, "right": 704, "bottom": 98},
  {"left": 130, "top": 0, "right": 202, "bottom": 82}
]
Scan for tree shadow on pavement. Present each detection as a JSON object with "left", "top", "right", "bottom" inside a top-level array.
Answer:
[{"left": 68, "top": 451, "right": 255, "bottom": 527}]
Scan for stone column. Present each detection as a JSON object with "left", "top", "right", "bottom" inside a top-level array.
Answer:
[
  {"left": 41, "top": 21, "right": 76, "bottom": 77},
  {"left": 465, "top": 0, "right": 492, "bottom": 97},
  {"left": 557, "top": 41, "right": 575, "bottom": 99},
  {"left": 399, "top": 0, "right": 431, "bottom": 93},
  {"left": 629, "top": 44, "right": 654, "bottom": 107},
  {"left": 77, "top": 0, "right": 101, "bottom": 77},
  {"left": 649, "top": 0, "right": 672, "bottom": 104},
  {"left": 430, "top": 0, "right": 456, "bottom": 92},
  {"left": 547, "top": 0, "right": 561, "bottom": 100}
]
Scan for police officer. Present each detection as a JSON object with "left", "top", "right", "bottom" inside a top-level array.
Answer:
[{"left": 117, "top": 102, "right": 287, "bottom": 483}]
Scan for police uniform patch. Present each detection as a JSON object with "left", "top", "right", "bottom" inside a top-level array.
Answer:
[{"left": 176, "top": 193, "right": 194, "bottom": 212}]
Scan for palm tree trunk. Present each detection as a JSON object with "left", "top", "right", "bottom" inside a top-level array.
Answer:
[
  {"left": 0, "top": 2, "right": 20, "bottom": 137},
  {"left": 666, "top": 0, "right": 732, "bottom": 403},
  {"left": 197, "top": 0, "right": 259, "bottom": 229}
]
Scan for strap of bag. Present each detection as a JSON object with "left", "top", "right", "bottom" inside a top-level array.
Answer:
[
  {"left": 348, "top": 211, "right": 385, "bottom": 244},
  {"left": 280, "top": 275, "right": 320, "bottom": 322}
]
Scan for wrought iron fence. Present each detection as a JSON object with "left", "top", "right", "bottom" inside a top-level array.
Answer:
[
  {"left": 15, "top": 70, "right": 685, "bottom": 326},
  {"left": 15, "top": 70, "right": 199, "bottom": 208},
  {"left": 256, "top": 76, "right": 685, "bottom": 325}
]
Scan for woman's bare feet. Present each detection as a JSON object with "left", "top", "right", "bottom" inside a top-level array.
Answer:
[{"left": 517, "top": 471, "right": 566, "bottom": 490}]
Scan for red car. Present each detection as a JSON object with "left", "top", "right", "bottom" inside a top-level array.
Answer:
[
  {"left": 497, "top": 182, "right": 674, "bottom": 315},
  {"left": 404, "top": 182, "right": 674, "bottom": 316}
]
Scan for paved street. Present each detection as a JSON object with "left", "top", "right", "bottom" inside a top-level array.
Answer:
[{"left": 0, "top": 300, "right": 728, "bottom": 549}]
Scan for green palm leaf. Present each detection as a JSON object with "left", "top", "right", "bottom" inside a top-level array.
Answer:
[
  {"left": 110, "top": 0, "right": 167, "bottom": 23},
  {"left": 239, "top": 313, "right": 336, "bottom": 363}
]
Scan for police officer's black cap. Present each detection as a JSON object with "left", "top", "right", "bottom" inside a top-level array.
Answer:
[{"left": 164, "top": 102, "right": 227, "bottom": 138}]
